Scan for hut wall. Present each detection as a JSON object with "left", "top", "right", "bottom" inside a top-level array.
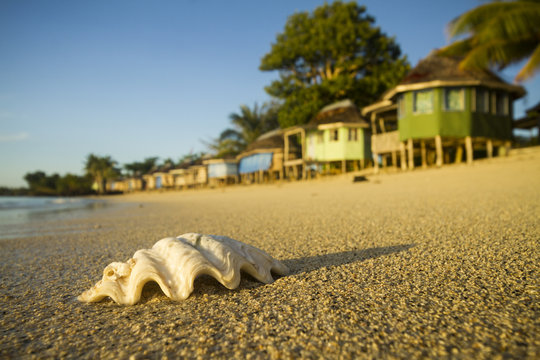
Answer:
[
  {"left": 208, "top": 163, "right": 238, "bottom": 178},
  {"left": 398, "top": 87, "right": 514, "bottom": 141},
  {"left": 238, "top": 153, "right": 274, "bottom": 174},
  {"left": 308, "top": 127, "right": 370, "bottom": 162}
]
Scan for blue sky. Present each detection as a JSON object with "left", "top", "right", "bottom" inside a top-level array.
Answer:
[{"left": 1, "top": 0, "right": 539, "bottom": 187}]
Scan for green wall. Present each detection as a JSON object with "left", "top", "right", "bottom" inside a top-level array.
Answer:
[
  {"left": 398, "top": 87, "right": 513, "bottom": 141},
  {"left": 308, "top": 126, "right": 371, "bottom": 161}
]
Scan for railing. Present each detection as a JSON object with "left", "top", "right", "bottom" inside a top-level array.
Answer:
[{"left": 372, "top": 131, "right": 401, "bottom": 153}]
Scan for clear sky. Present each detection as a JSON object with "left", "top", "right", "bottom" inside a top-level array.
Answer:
[{"left": 1, "top": 0, "right": 539, "bottom": 187}]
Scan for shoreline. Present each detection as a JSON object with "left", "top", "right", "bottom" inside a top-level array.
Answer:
[{"left": 1, "top": 149, "right": 539, "bottom": 358}]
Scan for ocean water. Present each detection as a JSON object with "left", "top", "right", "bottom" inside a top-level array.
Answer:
[{"left": 0, "top": 196, "right": 108, "bottom": 239}]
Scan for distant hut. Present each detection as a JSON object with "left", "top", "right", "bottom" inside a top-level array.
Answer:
[
  {"left": 237, "top": 129, "right": 284, "bottom": 183},
  {"left": 123, "top": 177, "right": 144, "bottom": 192},
  {"left": 282, "top": 100, "right": 371, "bottom": 179},
  {"left": 203, "top": 158, "right": 238, "bottom": 187},
  {"left": 170, "top": 167, "right": 189, "bottom": 190},
  {"left": 106, "top": 178, "right": 128, "bottom": 193},
  {"left": 187, "top": 163, "right": 208, "bottom": 188},
  {"left": 153, "top": 171, "right": 174, "bottom": 189},
  {"left": 514, "top": 102, "right": 540, "bottom": 143},
  {"left": 362, "top": 53, "right": 526, "bottom": 171},
  {"left": 142, "top": 173, "right": 156, "bottom": 190}
]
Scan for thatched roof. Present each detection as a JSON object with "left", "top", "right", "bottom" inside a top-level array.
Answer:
[
  {"left": 245, "top": 129, "right": 284, "bottom": 151},
  {"left": 374, "top": 52, "right": 526, "bottom": 102},
  {"left": 309, "top": 99, "right": 369, "bottom": 127},
  {"left": 400, "top": 53, "right": 505, "bottom": 85}
]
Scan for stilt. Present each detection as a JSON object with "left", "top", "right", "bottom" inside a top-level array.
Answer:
[
  {"left": 373, "top": 153, "right": 379, "bottom": 174},
  {"left": 391, "top": 151, "right": 397, "bottom": 168},
  {"left": 407, "top": 139, "right": 414, "bottom": 169},
  {"left": 435, "top": 135, "right": 443, "bottom": 167},
  {"left": 341, "top": 160, "right": 346, "bottom": 173},
  {"left": 504, "top": 140, "right": 511, "bottom": 157},
  {"left": 455, "top": 145, "right": 463, "bottom": 164},
  {"left": 400, "top": 142, "right": 407, "bottom": 170},
  {"left": 360, "top": 159, "right": 365, "bottom": 170},
  {"left": 487, "top": 139, "right": 493, "bottom": 159},
  {"left": 465, "top": 136, "right": 473, "bottom": 164},
  {"left": 421, "top": 140, "right": 427, "bottom": 169},
  {"left": 353, "top": 160, "right": 359, "bottom": 172},
  {"left": 292, "top": 165, "right": 298, "bottom": 180},
  {"left": 381, "top": 155, "right": 387, "bottom": 168}
]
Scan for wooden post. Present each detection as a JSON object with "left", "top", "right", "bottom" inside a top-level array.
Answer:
[
  {"left": 353, "top": 160, "right": 358, "bottom": 172},
  {"left": 487, "top": 139, "right": 493, "bottom": 159},
  {"left": 435, "top": 135, "right": 443, "bottom": 167},
  {"left": 455, "top": 145, "right": 463, "bottom": 164},
  {"left": 400, "top": 142, "right": 407, "bottom": 170},
  {"left": 407, "top": 139, "right": 414, "bottom": 170},
  {"left": 504, "top": 140, "right": 511, "bottom": 157},
  {"left": 421, "top": 140, "right": 427, "bottom": 169},
  {"left": 360, "top": 159, "right": 365, "bottom": 170},
  {"left": 465, "top": 136, "right": 473, "bottom": 164},
  {"left": 373, "top": 153, "right": 379, "bottom": 174},
  {"left": 292, "top": 165, "right": 298, "bottom": 180},
  {"left": 391, "top": 151, "right": 397, "bottom": 169},
  {"left": 381, "top": 155, "right": 387, "bottom": 168}
]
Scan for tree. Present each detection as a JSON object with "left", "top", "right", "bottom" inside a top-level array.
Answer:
[
  {"left": 205, "top": 102, "right": 279, "bottom": 157},
  {"left": 124, "top": 157, "right": 159, "bottom": 177},
  {"left": 84, "top": 154, "right": 120, "bottom": 194},
  {"left": 438, "top": 0, "right": 540, "bottom": 82},
  {"left": 260, "top": 1, "right": 409, "bottom": 127}
]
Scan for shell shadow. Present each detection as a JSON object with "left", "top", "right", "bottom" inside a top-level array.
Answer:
[
  {"left": 281, "top": 243, "right": 415, "bottom": 275},
  {"left": 186, "top": 243, "right": 415, "bottom": 299}
]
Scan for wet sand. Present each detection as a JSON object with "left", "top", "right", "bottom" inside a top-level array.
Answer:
[{"left": 1, "top": 148, "right": 539, "bottom": 359}]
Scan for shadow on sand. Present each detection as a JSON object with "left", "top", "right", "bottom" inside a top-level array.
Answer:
[
  {"left": 135, "top": 244, "right": 415, "bottom": 303},
  {"left": 281, "top": 243, "right": 415, "bottom": 275}
]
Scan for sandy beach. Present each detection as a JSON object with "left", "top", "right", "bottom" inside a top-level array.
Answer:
[{"left": 1, "top": 148, "right": 539, "bottom": 359}]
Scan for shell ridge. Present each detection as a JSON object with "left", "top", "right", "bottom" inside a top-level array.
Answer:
[{"left": 79, "top": 233, "right": 288, "bottom": 305}]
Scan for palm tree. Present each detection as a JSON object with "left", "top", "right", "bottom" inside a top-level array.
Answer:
[
  {"left": 85, "top": 154, "right": 120, "bottom": 194},
  {"left": 205, "top": 102, "right": 280, "bottom": 157},
  {"left": 438, "top": 0, "right": 540, "bottom": 82}
]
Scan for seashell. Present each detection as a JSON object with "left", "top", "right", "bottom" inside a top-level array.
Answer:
[{"left": 78, "top": 233, "right": 289, "bottom": 305}]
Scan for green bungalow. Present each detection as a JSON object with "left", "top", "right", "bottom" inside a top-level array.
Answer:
[
  {"left": 362, "top": 53, "right": 526, "bottom": 171},
  {"left": 283, "top": 99, "right": 371, "bottom": 178}
]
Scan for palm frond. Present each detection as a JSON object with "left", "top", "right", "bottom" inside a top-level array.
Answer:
[{"left": 516, "top": 43, "right": 540, "bottom": 81}]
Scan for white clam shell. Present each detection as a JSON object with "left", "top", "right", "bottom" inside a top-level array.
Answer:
[{"left": 78, "top": 233, "right": 289, "bottom": 305}]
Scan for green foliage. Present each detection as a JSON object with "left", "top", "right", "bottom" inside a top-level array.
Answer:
[
  {"left": 124, "top": 157, "right": 159, "bottom": 176},
  {"left": 84, "top": 154, "right": 121, "bottom": 194},
  {"left": 260, "top": 1, "right": 409, "bottom": 127},
  {"left": 439, "top": 0, "right": 540, "bottom": 82},
  {"left": 23, "top": 171, "right": 93, "bottom": 196},
  {"left": 205, "top": 102, "right": 279, "bottom": 157}
]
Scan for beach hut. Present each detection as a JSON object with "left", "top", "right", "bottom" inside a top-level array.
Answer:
[
  {"left": 152, "top": 171, "right": 174, "bottom": 189},
  {"left": 187, "top": 164, "right": 208, "bottom": 188},
  {"left": 203, "top": 158, "right": 238, "bottom": 187},
  {"left": 514, "top": 102, "right": 540, "bottom": 143},
  {"left": 362, "top": 53, "right": 526, "bottom": 171},
  {"left": 237, "top": 129, "right": 284, "bottom": 183},
  {"left": 142, "top": 173, "right": 156, "bottom": 190},
  {"left": 282, "top": 100, "right": 371, "bottom": 179}
]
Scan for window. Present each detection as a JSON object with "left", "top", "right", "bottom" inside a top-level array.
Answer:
[
  {"left": 330, "top": 129, "right": 339, "bottom": 142},
  {"left": 413, "top": 90, "right": 433, "bottom": 114},
  {"left": 476, "top": 88, "right": 489, "bottom": 113},
  {"left": 397, "top": 94, "right": 405, "bottom": 118},
  {"left": 444, "top": 87, "right": 464, "bottom": 111},
  {"left": 496, "top": 93, "right": 509, "bottom": 116},
  {"left": 348, "top": 128, "right": 358, "bottom": 141}
]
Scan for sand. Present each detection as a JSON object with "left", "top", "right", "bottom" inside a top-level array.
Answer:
[{"left": 1, "top": 148, "right": 539, "bottom": 359}]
